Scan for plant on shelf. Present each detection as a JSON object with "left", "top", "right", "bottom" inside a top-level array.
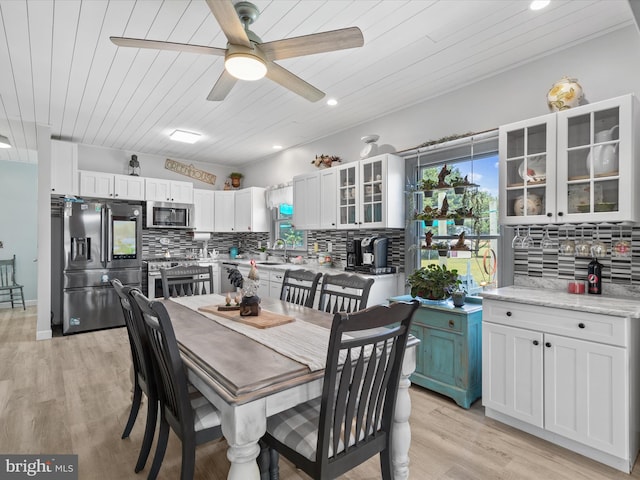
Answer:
[
  {"left": 431, "top": 241, "right": 450, "bottom": 257},
  {"left": 448, "top": 173, "right": 475, "bottom": 193},
  {"left": 414, "top": 205, "right": 439, "bottom": 223},
  {"left": 418, "top": 177, "right": 439, "bottom": 196},
  {"left": 229, "top": 172, "right": 244, "bottom": 188},
  {"left": 407, "top": 263, "right": 461, "bottom": 301},
  {"left": 450, "top": 206, "right": 474, "bottom": 225}
]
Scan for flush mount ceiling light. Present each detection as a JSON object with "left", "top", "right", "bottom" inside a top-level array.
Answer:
[
  {"left": 326, "top": 98, "right": 338, "bottom": 106},
  {"left": 272, "top": 145, "right": 283, "bottom": 150},
  {"left": 530, "top": 0, "right": 550, "bottom": 10},
  {"left": 169, "top": 130, "right": 201, "bottom": 144},
  {"left": 0, "top": 135, "right": 11, "bottom": 148}
]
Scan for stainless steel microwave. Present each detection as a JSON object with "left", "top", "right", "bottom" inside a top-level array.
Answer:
[{"left": 146, "top": 201, "right": 194, "bottom": 229}]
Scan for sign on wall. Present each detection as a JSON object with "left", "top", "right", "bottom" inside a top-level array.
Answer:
[{"left": 165, "top": 158, "right": 216, "bottom": 185}]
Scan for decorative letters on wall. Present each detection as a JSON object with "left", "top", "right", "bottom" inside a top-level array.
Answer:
[{"left": 165, "top": 158, "right": 216, "bottom": 185}]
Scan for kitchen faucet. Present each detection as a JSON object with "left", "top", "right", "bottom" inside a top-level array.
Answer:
[{"left": 273, "top": 238, "right": 289, "bottom": 262}]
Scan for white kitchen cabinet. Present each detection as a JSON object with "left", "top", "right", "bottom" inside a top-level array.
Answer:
[
  {"left": 50, "top": 140, "right": 78, "bottom": 196},
  {"left": 234, "top": 187, "right": 269, "bottom": 232},
  {"left": 113, "top": 174, "right": 145, "bottom": 200},
  {"left": 482, "top": 298, "right": 636, "bottom": 472},
  {"left": 292, "top": 172, "right": 321, "bottom": 230},
  {"left": 336, "top": 154, "right": 404, "bottom": 229},
  {"left": 79, "top": 170, "right": 144, "bottom": 200},
  {"left": 79, "top": 170, "right": 113, "bottom": 198},
  {"left": 500, "top": 94, "right": 640, "bottom": 224},
  {"left": 214, "top": 190, "right": 236, "bottom": 232},
  {"left": 145, "top": 178, "right": 193, "bottom": 203},
  {"left": 269, "top": 270, "right": 285, "bottom": 298},
  {"left": 319, "top": 168, "right": 337, "bottom": 229},
  {"left": 193, "top": 189, "right": 215, "bottom": 232}
]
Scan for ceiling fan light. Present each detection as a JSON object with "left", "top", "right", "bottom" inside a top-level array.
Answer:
[
  {"left": 169, "top": 129, "right": 201, "bottom": 144},
  {"left": 0, "top": 135, "right": 11, "bottom": 148},
  {"left": 225, "top": 53, "right": 267, "bottom": 81}
]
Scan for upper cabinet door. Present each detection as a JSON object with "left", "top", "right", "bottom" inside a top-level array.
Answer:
[
  {"left": 79, "top": 170, "right": 114, "bottom": 198},
  {"left": 145, "top": 178, "right": 172, "bottom": 202},
  {"left": 193, "top": 189, "right": 215, "bottom": 232},
  {"left": 51, "top": 140, "right": 78, "bottom": 196},
  {"left": 556, "top": 94, "right": 638, "bottom": 223},
  {"left": 336, "top": 163, "right": 359, "bottom": 229},
  {"left": 170, "top": 181, "right": 194, "bottom": 204},
  {"left": 499, "top": 113, "right": 557, "bottom": 225},
  {"left": 319, "top": 168, "right": 337, "bottom": 229},
  {"left": 113, "top": 174, "right": 145, "bottom": 200}
]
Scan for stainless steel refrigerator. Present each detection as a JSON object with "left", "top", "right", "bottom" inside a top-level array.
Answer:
[{"left": 62, "top": 201, "right": 142, "bottom": 335}]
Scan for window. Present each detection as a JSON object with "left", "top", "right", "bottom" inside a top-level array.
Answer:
[
  {"left": 408, "top": 132, "right": 500, "bottom": 294},
  {"left": 272, "top": 203, "right": 307, "bottom": 251}
]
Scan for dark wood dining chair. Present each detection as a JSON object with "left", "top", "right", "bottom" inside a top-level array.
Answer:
[
  {"left": 317, "top": 273, "right": 374, "bottom": 313},
  {"left": 161, "top": 264, "right": 214, "bottom": 299},
  {"left": 262, "top": 300, "right": 420, "bottom": 480},
  {"left": 111, "top": 279, "right": 158, "bottom": 474},
  {"left": 130, "top": 290, "right": 223, "bottom": 480},
  {"left": 279, "top": 269, "right": 322, "bottom": 308},
  {"left": 0, "top": 255, "right": 25, "bottom": 310}
]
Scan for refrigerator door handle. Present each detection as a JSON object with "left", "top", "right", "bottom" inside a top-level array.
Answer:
[
  {"left": 100, "top": 206, "right": 106, "bottom": 265},
  {"left": 107, "top": 207, "right": 113, "bottom": 262}
]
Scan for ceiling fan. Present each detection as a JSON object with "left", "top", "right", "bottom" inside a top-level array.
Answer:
[{"left": 110, "top": 0, "right": 364, "bottom": 102}]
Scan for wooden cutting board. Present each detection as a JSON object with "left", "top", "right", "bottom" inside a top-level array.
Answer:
[{"left": 198, "top": 305, "right": 295, "bottom": 329}]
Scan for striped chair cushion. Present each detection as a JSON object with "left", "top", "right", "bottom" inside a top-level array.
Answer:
[{"left": 190, "top": 393, "right": 221, "bottom": 432}]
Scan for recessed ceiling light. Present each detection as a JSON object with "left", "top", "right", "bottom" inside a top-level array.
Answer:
[
  {"left": 530, "top": 0, "right": 550, "bottom": 10},
  {"left": 169, "top": 129, "right": 201, "bottom": 144},
  {"left": 273, "top": 145, "right": 283, "bottom": 150},
  {"left": 326, "top": 98, "right": 338, "bottom": 106}
]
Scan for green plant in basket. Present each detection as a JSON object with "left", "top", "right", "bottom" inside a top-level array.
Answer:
[{"left": 407, "top": 264, "right": 461, "bottom": 300}]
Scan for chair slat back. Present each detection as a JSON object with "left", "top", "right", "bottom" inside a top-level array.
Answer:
[
  {"left": 131, "top": 290, "right": 193, "bottom": 434},
  {"left": 111, "top": 279, "right": 154, "bottom": 390},
  {"left": 161, "top": 265, "right": 214, "bottom": 299},
  {"left": 0, "top": 255, "right": 17, "bottom": 287},
  {"left": 280, "top": 269, "right": 322, "bottom": 308},
  {"left": 317, "top": 300, "right": 419, "bottom": 473},
  {"left": 318, "top": 273, "right": 374, "bottom": 313}
]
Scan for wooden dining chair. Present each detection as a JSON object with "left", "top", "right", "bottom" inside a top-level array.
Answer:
[
  {"left": 317, "top": 273, "right": 374, "bottom": 313},
  {"left": 0, "top": 255, "right": 25, "bottom": 310},
  {"left": 161, "top": 264, "right": 214, "bottom": 299},
  {"left": 130, "top": 290, "right": 223, "bottom": 480},
  {"left": 262, "top": 300, "right": 420, "bottom": 480},
  {"left": 111, "top": 279, "right": 158, "bottom": 474},
  {"left": 279, "top": 269, "right": 322, "bottom": 308}
]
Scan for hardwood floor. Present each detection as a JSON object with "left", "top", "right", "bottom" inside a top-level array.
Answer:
[{"left": 1, "top": 305, "right": 639, "bottom": 479}]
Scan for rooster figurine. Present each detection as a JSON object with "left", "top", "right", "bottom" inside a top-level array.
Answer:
[{"left": 240, "top": 260, "right": 261, "bottom": 316}]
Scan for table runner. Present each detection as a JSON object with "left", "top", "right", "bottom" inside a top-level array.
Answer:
[{"left": 170, "top": 294, "right": 332, "bottom": 372}]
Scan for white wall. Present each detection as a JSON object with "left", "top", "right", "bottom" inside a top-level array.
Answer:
[
  {"left": 76, "top": 143, "right": 236, "bottom": 190},
  {"left": 242, "top": 26, "right": 640, "bottom": 187},
  {"left": 36, "top": 124, "right": 52, "bottom": 340}
]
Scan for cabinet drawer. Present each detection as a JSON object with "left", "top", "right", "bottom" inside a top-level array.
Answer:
[
  {"left": 414, "top": 309, "right": 463, "bottom": 333},
  {"left": 484, "top": 299, "right": 627, "bottom": 347}
]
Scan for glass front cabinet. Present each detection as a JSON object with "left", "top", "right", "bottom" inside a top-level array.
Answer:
[
  {"left": 500, "top": 94, "right": 640, "bottom": 225},
  {"left": 336, "top": 154, "right": 404, "bottom": 229}
]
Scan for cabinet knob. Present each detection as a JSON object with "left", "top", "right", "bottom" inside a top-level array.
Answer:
[
  {"left": 546, "top": 212, "right": 552, "bottom": 217},
  {"left": 545, "top": 342, "right": 552, "bottom": 348},
  {"left": 533, "top": 340, "right": 539, "bottom": 346},
  {"left": 506, "top": 311, "right": 512, "bottom": 317},
  {"left": 448, "top": 320, "right": 455, "bottom": 328},
  {"left": 115, "top": 193, "right": 119, "bottom": 197},
  {"left": 558, "top": 212, "right": 564, "bottom": 217},
  {"left": 578, "top": 322, "right": 585, "bottom": 329}
]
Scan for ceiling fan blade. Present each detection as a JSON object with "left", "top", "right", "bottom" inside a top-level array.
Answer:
[
  {"left": 259, "top": 27, "right": 364, "bottom": 61},
  {"left": 265, "top": 61, "right": 325, "bottom": 102},
  {"left": 205, "top": 0, "right": 251, "bottom": 48},
  {"left": 110, "top": 36, "right": 226, "bottom": 56},
  {"left": 207, "top": 70, "right": 238, "bottom": 101}
]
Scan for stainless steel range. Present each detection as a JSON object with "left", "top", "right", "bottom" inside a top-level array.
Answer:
[{"left": 145, "top": 258, "right": 200, "bottom": 300}]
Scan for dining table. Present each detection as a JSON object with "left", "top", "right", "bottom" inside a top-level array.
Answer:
[{"left": 161, "top": 293, "right": 418, "bottom": 480}]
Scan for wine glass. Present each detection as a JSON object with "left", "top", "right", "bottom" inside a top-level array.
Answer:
[
  {"left": 520, "top": 226, "right": 534, "bottom": 249},
  {"left": 574, "top": 226, "right": 591, "bottom": 257},
  {"left": 512, "top": 226, "right": 523, "bottom": 248},
  {"left": 540, "top": 227, "right": 554, "bottom": 249},
  {"left": 591, "top": 225, "right": 606, "bottom": 258},
  {"left": 559, "top": 227, "right": 575, "bottom": 255}
]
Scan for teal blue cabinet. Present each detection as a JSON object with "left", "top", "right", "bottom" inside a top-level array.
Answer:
[{"left": 390, "top": 295, "right": 482, "bottom": 409}]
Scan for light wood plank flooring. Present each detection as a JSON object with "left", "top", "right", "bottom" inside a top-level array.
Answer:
[{"left": 1, "top": 306, "right": 638, "bottom": 479}]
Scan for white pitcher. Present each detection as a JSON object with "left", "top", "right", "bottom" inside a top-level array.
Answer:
[{"left": 586, "top": 125, "right": 619, "bottom": 176}]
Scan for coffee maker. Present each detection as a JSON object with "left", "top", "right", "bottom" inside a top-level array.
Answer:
[
  {"left": 361, "top": 236, "right": 388, "bottom": 268},
  {"left": 346, "top": 239, "right": 362, "bottom": 270}
]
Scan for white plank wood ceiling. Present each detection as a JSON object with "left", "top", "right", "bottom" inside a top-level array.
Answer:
[{"left": 0, "top": 0, "right": 634, "bottom": 166}]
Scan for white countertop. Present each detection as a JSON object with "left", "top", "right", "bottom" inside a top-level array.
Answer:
[{"left": 481, "top": 286, "right": 640, "bottom": 318}]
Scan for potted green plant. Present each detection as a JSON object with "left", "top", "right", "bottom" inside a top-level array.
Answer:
[
  {"left": 431, "top": 241, "right": 450, "bottom": 257},
  {"left": 451, "top": 285, "right": 466, "bottom": 307},
  {"left": 229, "top": 172, "right": 244, "bottom": 188},
  {"left": 418, "top": 178, "right": 439, "bottom": 197},
  {"left": 407, "top": 264, "right": 462, "bottom": 301}
]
